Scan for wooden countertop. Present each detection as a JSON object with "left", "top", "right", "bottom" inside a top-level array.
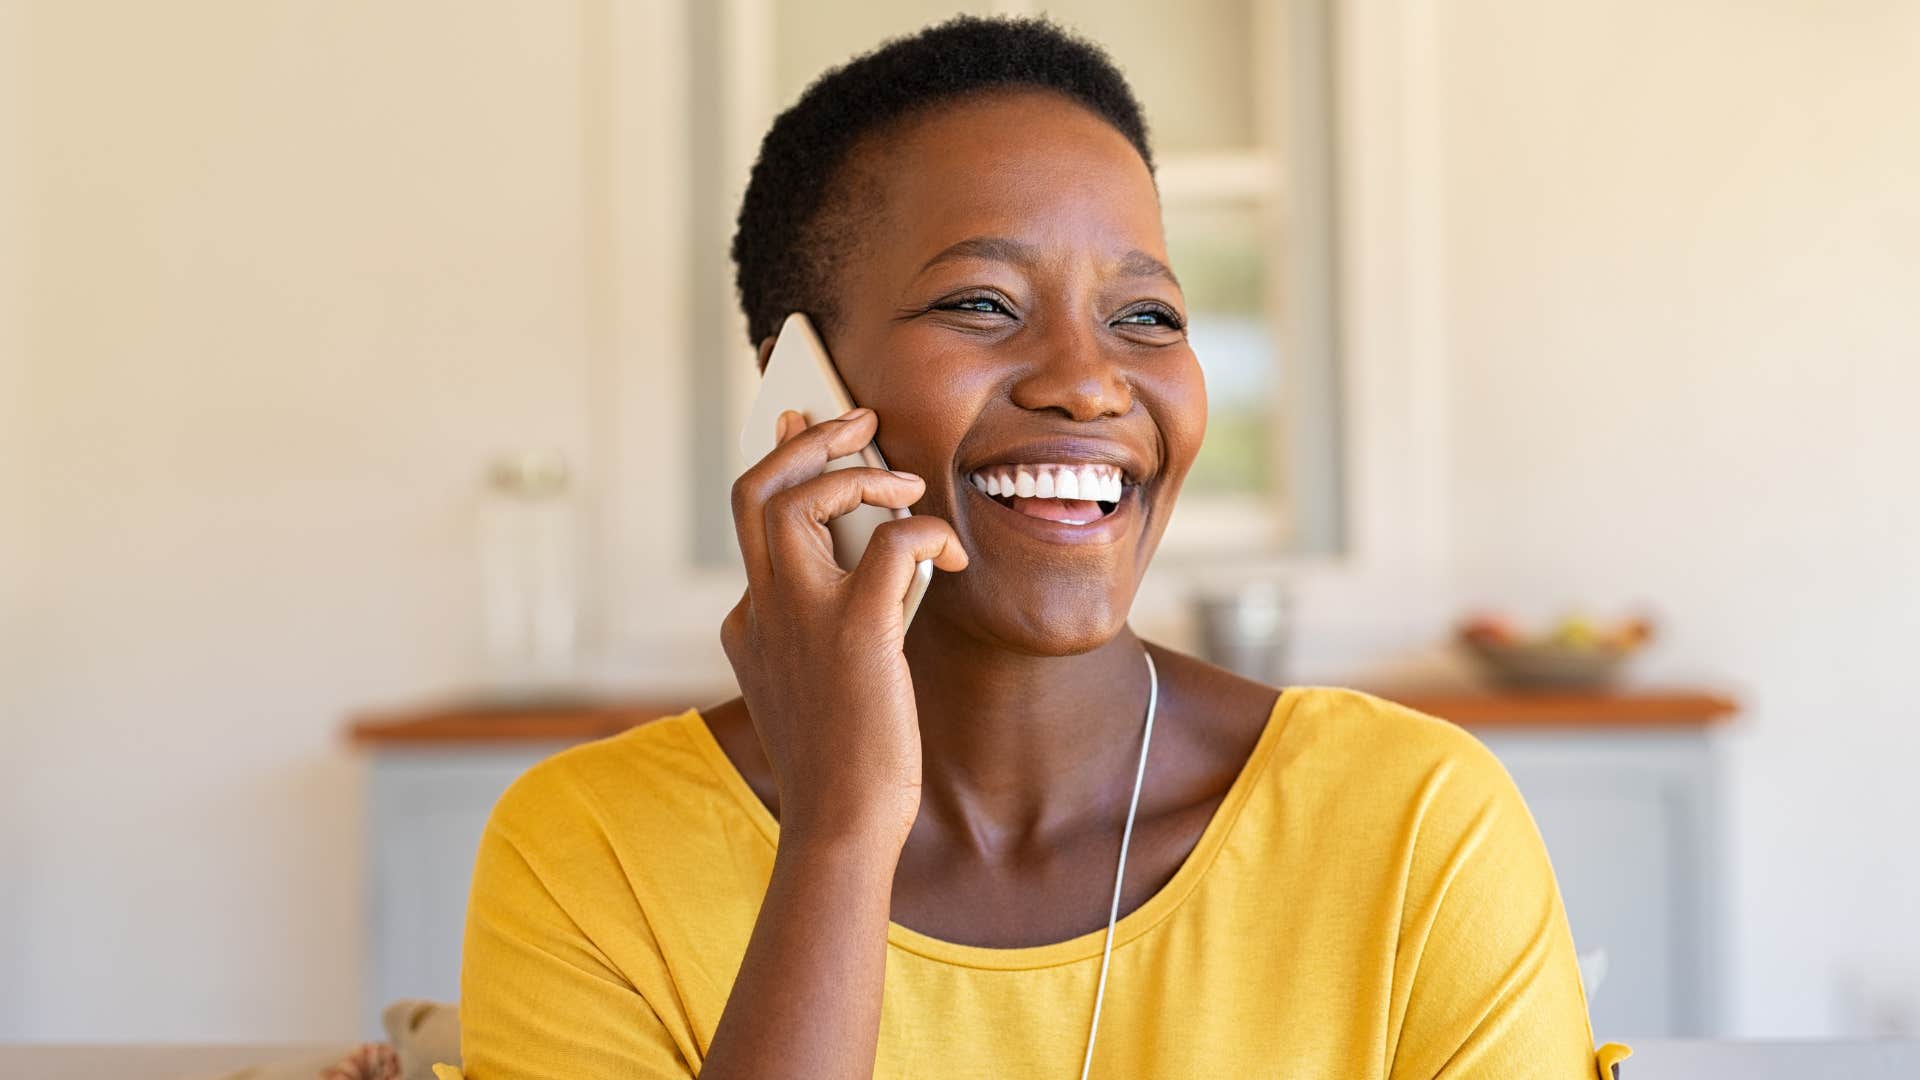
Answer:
[
  {"left": 348, "top": 696, "right": 692, "bottom": 746},
  {"left": 1382, "top": 689, "right": 1736, "bottom": 728},
  {"left": 348, "top": 688, "right": 1736, "bottom": 746}
]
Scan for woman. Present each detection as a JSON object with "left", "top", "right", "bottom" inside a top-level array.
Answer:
[{"left": 453, "top": 16, "right": 1627, "bottom": 1079}]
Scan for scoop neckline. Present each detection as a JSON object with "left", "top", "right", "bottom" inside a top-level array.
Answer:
[{"left": 676, "top": 685, "right": 1300, "bottom": 972}]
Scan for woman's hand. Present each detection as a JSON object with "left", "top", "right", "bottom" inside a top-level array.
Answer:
[
  {"left": 721, "top": 406, "right": 968, "bottom": 850},
  {"left": 704, "top": 408, "right": 963, "bottom": 1080}
]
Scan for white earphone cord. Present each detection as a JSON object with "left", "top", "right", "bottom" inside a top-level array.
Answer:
[{"left": 1078, "top": 649, "right": 1158, "bottom": 1080}]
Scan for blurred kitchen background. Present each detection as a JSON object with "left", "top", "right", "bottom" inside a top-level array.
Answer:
[{"left": 4, "top": 0, "right": 1917, "bottom": 1050}]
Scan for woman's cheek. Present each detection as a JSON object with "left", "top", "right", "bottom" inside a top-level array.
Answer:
[
  {"left": 869, "top": 376, "right": 988, "bottom": 492},
  {"left": 1148, "top": 353, "right": 1208, "bottom": 485}
]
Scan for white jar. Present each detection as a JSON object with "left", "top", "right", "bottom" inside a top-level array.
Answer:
[{"left": 478, "top": 451, "right": 577, "bottom": 695}]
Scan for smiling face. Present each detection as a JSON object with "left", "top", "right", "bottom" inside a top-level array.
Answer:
[{"left": 789, "top": 88, "right": 1207, "bottom": 654}]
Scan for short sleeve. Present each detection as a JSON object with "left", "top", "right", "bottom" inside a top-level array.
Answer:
[
  {"left": 455, "top": 765, "right": 698, "bottom": 1079},
  {"left": 1385, "top": 734, "right": 1622, "bottom": 1079}
]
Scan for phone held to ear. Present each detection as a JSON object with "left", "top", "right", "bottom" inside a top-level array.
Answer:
[{"left": 739, "top": 312, "right": 934, "bottom": 628}]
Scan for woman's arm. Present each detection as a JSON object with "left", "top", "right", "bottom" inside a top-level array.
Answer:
[
  {"left": 459, "top": 409, "right": 956, "bottom": 1080},
  {"left": 457, "top": 746, "right": 913, "bottom": 1080},
  {"left": 700, "top": 407, "right": 966, "bottom": 1079},
  {"left": 699, "top": 824, "right": 902, "bottom": 1079}
]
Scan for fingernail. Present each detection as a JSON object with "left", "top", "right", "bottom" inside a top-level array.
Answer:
[
  {"left": 892, "top": 470, "right": 920, "bottom": 481},
  {"left": 840, "top": 407, "right": 872, "bottom": 421}
]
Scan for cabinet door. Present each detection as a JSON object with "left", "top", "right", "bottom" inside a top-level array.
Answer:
[
  {"left": 1478, "top": 731, "right": 1723, "bottom": 1039},
  {"left": 364, "top": 748, "right": 559, "bottom": 1036}
]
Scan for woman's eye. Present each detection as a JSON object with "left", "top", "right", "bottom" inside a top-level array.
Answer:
[
  {"left": 1116, "top": 306, "right": 1185, "bottom": 330},
  {"left": 941, "top": 296, "right": 1011, "bottom": 315}
]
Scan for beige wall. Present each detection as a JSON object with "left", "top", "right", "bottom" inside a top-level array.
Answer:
[
  {"left": 6, "top": 1, "right": 598, "bottom": 1038},
  {"left": 2, "top": 0, "right": 32, "bottom": 1028},
  {"left": 1438, "top": 0, "right": 1920, "bottom": 1035}
]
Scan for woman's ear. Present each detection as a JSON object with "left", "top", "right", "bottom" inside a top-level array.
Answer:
[{"left": 756, "top": 334, "right": 778, "bottom": 373}]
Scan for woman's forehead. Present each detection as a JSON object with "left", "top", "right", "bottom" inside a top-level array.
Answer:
[{"left": 858, "top": 91, "right": 1166, "bottom": 269}]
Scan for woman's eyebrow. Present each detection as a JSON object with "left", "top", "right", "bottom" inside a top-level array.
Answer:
[
  {"left": 914, "top": 235, "right": 1181, "bottom": 289},
  {"left": 1117, "top": 249, "right": 1181, "bottom": 290},
  {"left": 914, "top": 235, "right": 1038, "bottom": 277}
]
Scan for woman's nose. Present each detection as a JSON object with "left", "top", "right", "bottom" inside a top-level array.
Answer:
[{"left": 1007, "top": 324, "right": 1134, "bottom": 422}]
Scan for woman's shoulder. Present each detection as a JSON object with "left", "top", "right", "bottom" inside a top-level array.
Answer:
[
  {"left": 1143, "top": 646, "right": 1510, "bottom": 809},
  {"left": 482, "top": 709, "right": 734, "bottom": 850},
  {"left": 1279, "top": 685, "right": 1502, "bottom": 770},
  {"left": 1260, "top": 684, "right": 1527, "bottom": 826}
]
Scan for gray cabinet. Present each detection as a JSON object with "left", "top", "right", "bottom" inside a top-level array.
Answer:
[{"left": 362, "top": 745, "right": 565, "bottom": 1037}]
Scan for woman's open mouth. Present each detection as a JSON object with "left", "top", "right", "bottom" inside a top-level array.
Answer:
[{"left": 964, "top": 463, "right": 1129, "bottom": 526}]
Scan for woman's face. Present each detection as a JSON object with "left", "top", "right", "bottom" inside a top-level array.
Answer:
[{"left": 809, "top": 89, "right": 1206, "bottom": 655}]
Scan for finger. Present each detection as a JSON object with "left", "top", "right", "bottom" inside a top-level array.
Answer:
[
  {"left": 732, "top": 408, "right": 877, "bottom": 586},
  {"left": 846, "top": 516, "right": 967, "bottom": 622},
  {"left": 719, "top": 591, "right": 753, "bottom": 668},
  {"left": 764, "top": 407, "right": 876, "bottom": 479},
  {"left": 774, "top": 409, "right": 803, "bottom": 447},
  {"left": 765, "top": 468, "right": 928, "bottom": 587}
]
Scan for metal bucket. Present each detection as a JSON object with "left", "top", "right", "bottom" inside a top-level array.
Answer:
[{"left": 1193, "top": 581, "right": 1292, "bottom": 685}]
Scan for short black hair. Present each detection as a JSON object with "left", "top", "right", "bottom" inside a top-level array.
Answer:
[{"left": 729, "top": 15, "right": 1155, "bottom": 349}]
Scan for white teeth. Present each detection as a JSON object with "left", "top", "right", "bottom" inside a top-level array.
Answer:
[{"left": 967, "top": 463, "right": 1131, "bottom": 504}]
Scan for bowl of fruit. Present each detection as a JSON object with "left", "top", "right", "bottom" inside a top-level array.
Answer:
[{"left": 1457, "top": 612, "right": 1654, "bottom": 690}]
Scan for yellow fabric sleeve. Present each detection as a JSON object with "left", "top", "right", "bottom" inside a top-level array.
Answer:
[
  {"left": 1382, "top": 739, "right": 1609, "bottom": 1078},
  {"left": 451, "top": 759, "right": 697, "bottom": 1079}
]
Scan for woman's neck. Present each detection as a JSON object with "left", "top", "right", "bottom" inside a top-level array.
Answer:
[{"left": 902, "top": 615, "right": 1157, "bottom": 855}]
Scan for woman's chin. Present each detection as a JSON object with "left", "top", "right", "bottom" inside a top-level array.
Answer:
[{"left": 923, "top": 573, "right": 1137, "bottom": 657}]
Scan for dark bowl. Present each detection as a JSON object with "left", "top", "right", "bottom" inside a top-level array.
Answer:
[{"left": 1463, "top": 638, "right": 1635, "bottom": 690}]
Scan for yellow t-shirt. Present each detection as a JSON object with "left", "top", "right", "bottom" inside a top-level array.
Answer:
[{"left": 446, "top": 687, "right": 1632, "bottom": 1079}]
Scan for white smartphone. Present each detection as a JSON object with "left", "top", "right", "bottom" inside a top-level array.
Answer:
[{"left": 738, "top": 312, "right": 933, "bottom": 627}]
